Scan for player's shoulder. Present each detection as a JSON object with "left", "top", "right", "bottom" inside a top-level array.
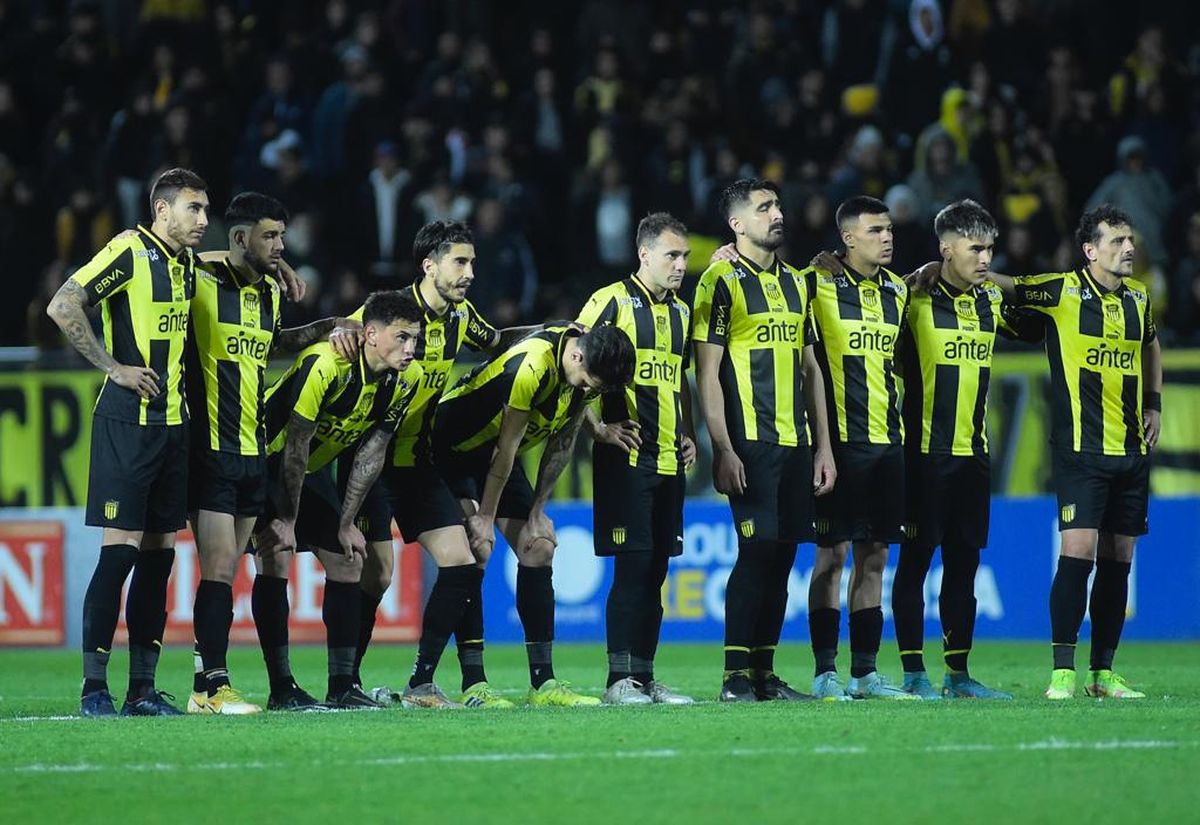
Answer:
[
  {"left": 585, "top": 280, "right": 627, "bottom": 305},
  {"left": 396, "top": 359, "right": 424, "bottom": 391},
  {"left": 697, "top": 258, "right": 743, "bottom": 286},
  {"left": 1017, "top": 269, "right": 1073, "bottom": 285},
  {"left": 879, "top": 266, "right": 909, "bottom": 298},
  {"left": 1121, "top": 276, "right": 1151, "bottom": 299}
]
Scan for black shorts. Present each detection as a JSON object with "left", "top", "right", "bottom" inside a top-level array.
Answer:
[
  {"left": 85, "top": 416, "right": 189, "bottom": 533},
  {"left": 903, "top": 453, "right": 990, "bottom": 549},
  {"left": 335, "top": 459, "right": 394, "bottom": 543},
  {"left": 189, "top": 447, "right": 267, "bottom": 517},
  {"left": 814, "top": 442, "right": 904, "bottom": 544},
  {"left": 725, "top": 440, "right": 816, "bottom": 544},
  {"left": 382, "top": 464, "right": 465, "bottom": 543},
  {"left": 436, "top": 446, "right": 535, "bottom": 522},
  {"left": 592, "top": 445, "right": 684, "bottom": 556},
  {"left": 1052, "top": 449, "right": 1150, "bottom": 536},
  {"left": 257, "top": 461, "right": 393, "bottom": 552}
]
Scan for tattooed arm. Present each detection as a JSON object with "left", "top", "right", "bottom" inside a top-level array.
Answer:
[
  {"left": 515, "top": 407, "right": 586, "bottom": 557},
  {"left": 490, "top": 324, "right": 543, "bottom": 352},
  {"left": 257, "top": 412, "right": 317, "bottom": 555},
  {"left": 273, "top": 317, "right": 344, "bottom": 354},
  {"left": 46, "top": 280, "right": 161, "bottom": 398},
  {"left": 335, "top": 428, "right": 391, "bottom": 559}
]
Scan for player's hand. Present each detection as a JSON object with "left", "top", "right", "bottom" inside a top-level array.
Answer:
[
  {"left": 275, "top": 258, "right": 307, "bottom": 302},
  {"left": 594, "top": 419, "right": 641, "bottom": 453},
  {"left": 329, "top": 323, "right": 364, "bottom": 360},
  {"left": 517, "top": 510, "right": 558, "bottom": 558},
  {"left": 257, "top": 518, "right": 297, "bottom": 556},
  {"left": 812, "top": 446, "right": 836, "bottom": 496},
  {"left": 679, "top": 435, "right": 697, "bottom": 470},
  {"left": 465, "top": 513, "right": 496, "bottom": 561},
  {"left": 1143, "top": 409, "right": 1161, "bottom": 450},
  {"left": 905, "top": 260, "right": 942, "bottom": 292},
  {"left": 336, "top": 521, "right": 367, "bottom": 560},
  {"left": 710, "top": 243, "right": 737, "bottom": 264},
  {"left": 109, "top": 364, "right": 161, "bottom": 398},
  {"left": 713, "top": 446, "right": 747, "bottom": 496},
  {"left": 810, "top": 249, "right": 843, "bottom": 274}
]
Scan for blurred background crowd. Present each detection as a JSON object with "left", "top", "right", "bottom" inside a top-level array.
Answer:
[{"left": 3, "top": 0, "right": 1200, "bottom": 352}]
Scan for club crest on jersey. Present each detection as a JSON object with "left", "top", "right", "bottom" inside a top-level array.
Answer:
[
  {"left": 426, "top": 326, "right": 444, "bottom": 348},
  {"left": 612, "top": 527, "right": 627, "bottom": 545},
  {"left": 1105, "top": 303, "right": 1120, "bottom": 323},
  {"left": 655, "top": 314, "right": 668, "bottom": 336},
  {"left": 1061, "top": 503, "right": 1076, "bottom": 524},
  {"left": 862, "top": 289, "right": 878, "bottom": 308},
  {"left": 765, "top": 281, "right": 781, "bottom": 300},
  {"left": 815, "top": 518, "right": 832, "bottom": 535},
  {"left": 902, "top": 522, "right": 919, "bottom": 539},
  {"left": 244, "top": 291, "right": 260, "bottom": 313},
  {"left": 104, "top": 500, "right": 119, "bottom": 520},
  {"left": 738, "top": 519, "right": 755, "bottom": 538},
  {"left": 957, "top": 298, "right": 975, "bottom": 318}
]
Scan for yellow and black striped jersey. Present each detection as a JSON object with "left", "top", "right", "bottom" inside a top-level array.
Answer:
[
  {"left": 576, "top": 276, "right": 691, "bottom": 475},
  {"left": 807, "top": 263, "right": 909, "bottom": 446},
  {"left": 69, "top": 225, "right": 195, "bottom": 425},
  {"left": 186, "top": 259, "right": 281, "bottom": 456},
  {"left": 349, "top": 283, "right": 497, "bottom": 467},
  {"left": 435, "top": 325, "right": 595, "bottom": 456},
  {"left": 263, "top": 342, "right": 423, "bottom": 473},
  {"left": 900, "top": 278, "right": 1040, "bottom": 456},
  {"left": 691, "top": 254, "right": 815, "bottom": 447},
  {"left": 1011, "top": 269, "right": 1155, "bottom": 456}
]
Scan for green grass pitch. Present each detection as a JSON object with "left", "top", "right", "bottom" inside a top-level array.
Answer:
[{"left": 2, "top": 642, "right": 1198, "bottom": 823}]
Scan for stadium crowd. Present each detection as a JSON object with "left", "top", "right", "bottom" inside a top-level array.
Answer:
[{"left": 3, "top": 0, "right": 1200, "bottom": 349}]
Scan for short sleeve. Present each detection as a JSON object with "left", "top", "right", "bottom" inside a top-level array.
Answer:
[
  {"left": 691, "top": 271, "right": 732, "bottom": 345},
  {"left": 347, "top": 304, "right": 364, "bottom": 323},
  {"left": 997, "top": 301, "right": 1045, "bottom": 344},
  {"left": 1144, "top": 302, "right": 1157, "bottom": 343},
  {"left": 576, "top": 292, "right": 618, "bottom": 329},
  {"left": 1011, "top": 273, "right": 1067, "bottom": 313},
  {"left": 70, "top": 241, "right": 135, "bottom": 306},
  {"left": 292, "top": 352, "right": 339, "bottom": 422},
  {"left": 506, "top": 351, "right": 549, "bottom": 412},
  {"left": 462, "top": 300, "right": 498, "bottom": 351}
]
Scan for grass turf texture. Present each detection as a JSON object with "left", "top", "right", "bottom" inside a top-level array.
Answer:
[{"left": 2, "top": 642, "right": 1197, "bottom": 823}]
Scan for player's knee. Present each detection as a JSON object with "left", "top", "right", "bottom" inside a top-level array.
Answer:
[
  {"left": 259, "top": 552, "right": 292, "bottom": 578},
  {"left": 517, "top": 541, "right": 554, "bottom": 567},
  {"left": 325, "top": 554, "right": 364, "bottom": 584}
]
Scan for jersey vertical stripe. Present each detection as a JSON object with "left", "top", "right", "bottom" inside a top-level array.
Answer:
[
  {"left": 691, "top": 254, "right": 815, "bottom": 447},
  {"left": 576, "top": 277, "right": 691, "bottom": 474}
]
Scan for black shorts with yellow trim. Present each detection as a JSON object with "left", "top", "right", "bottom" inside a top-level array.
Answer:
[
  {"left": 1052, "top": 448, "right": 1150, "bottom": 536},
  {"left": 592, "top": 444, "right": 684, "bottom": 556},
  {"left": 435, "top": 445, "right": 535, "bottom": 522},
  {"left": 726, "top": 439, "right": 816, "bottom": 544},
  {"left": 902, "top": 452, "right": 990, "bottom": 549},
  {"left": 814, "top": 442, "right": 904, "bottom": 544},
  {"left": 188, "top": 446, "right": 268, "bottom": 517},
  {"left": 85, "top": 415, "right": 189, "bottom": 533},
  {"left": 382, "top": 464, "right": 466, "bottom": 543},
  {"left": 335, "top": 459, "right": 394, "bottom": 543}
]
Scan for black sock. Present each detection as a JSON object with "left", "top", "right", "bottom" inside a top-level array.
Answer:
[
  {"left": 410, "top": 565, "right": 478, "bottom": 688},
  {"left": 893, "top": 544, "right": 934, "bottom": 673},
  {"left": 849, "top": 606, "right": 883, "bottom": 678},
  {"left": 81, "top": 544, "right": 138, "bottom": 695},
  {"left": 1049, "top": 556, "right": 1093, "bottom": 670},
  {"left": 751, "top": 543, "right": 796, "bottom": 677},
  {"left": 194, "top": 579, "right": 234, "bottom": 695},
  {"left": 516, "top": 565, "right": 555, "bottom": 687},
  {"left": 456, "top": 569, "right": 487, "bottom": 691},
  {"left": 607, "top": 553, "right": 653, "bottom": 686},
  {"left": 354, "top": 588, "right": 384, "bottom": 686},
  {"left": 809, "top": 607, "right": 840, "bottom": 676},
  {"left": 1089, "top": 558, "right": 1132, "bottom": 671},
  {"left": 193, "top": 641, "right": 205, "bottom": 694},
  {"left": 631, "top": 553, "right": 670, "bottom": 682},
  {"left": 323, "top": 580, "right": 360, "bottom": 696},
  {"left": 940, "top": 545, "right": 980, "bottom": 673},
  {"left": 125, "top": 548, "right": 175, "bottom": 699},
  {"left": 724, "top": 544, "right": 772, "bottom": 673},
  {"left": 252, "top": 574, "right": 293, "bottom": 694}
]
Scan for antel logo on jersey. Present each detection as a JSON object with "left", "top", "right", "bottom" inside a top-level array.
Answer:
[
  {"left": 847, "top": 328, "right": 895, "bottom": 352},
  {"left": 225, "top": 331, "right": 270, "bottom": 360},
  {"left": 1085, "top": 343, "right": 1136, "bottom": 370},
  {"left": 755, "top": 319, "right": 800, "bottom": 343},
  {"left": 157, "top": 308, "right": 188, "bottom": 333},
  {"left": 638, "top": 356, "right": 678, "bottom": 383},
  {"left": 943, "top": 335, "right": 993, "bottom": 362}
]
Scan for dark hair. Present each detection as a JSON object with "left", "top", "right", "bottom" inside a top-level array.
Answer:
[
  {"left": 149, "top": 167, "right": 207, "bottom": 214},
  {"left": 1076, "top": 204, "right": 1133, "bottom": 249},
  {"left": 362, "top": 289, "right": 423, "bottom": 327},
  {"left": 718, "top": 178, "right": 780, "bottom": 221},
  {"left": 577, "top": 326, "right": 636, "bottom": 391},
  {"left": 934, "top": 199, "right": 997, "bottom": 240},
  {"left": 225, "top": 191, "right": 289, "bottom": 227},
  {"left": 636, "top": 212, "right": 688, "bottom": 249},
  {"left": 835, "top": 195, "right": 889, "bottom": 230},
  {"left": 412, "top": 220, "right": 474, "bottom": 275}
]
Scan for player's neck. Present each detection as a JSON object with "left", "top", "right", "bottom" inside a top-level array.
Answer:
[
  {"left": 845, "top": 251, "right": 880, "bottom": 279},
  {"left": 633, "top": 270, "right": 668, "bottom": 301},
  {"left": 735, "top": 239, "right": 776, "bottom": 271},
  {"left": 940, "top": 263, "right": 973, "bottom": 292},
  {"left": 149, "top": 221, "right": 183, "bottom": 254},
  {"left": 1086, "top": 264, "right": 1121, "bottom": 291},
  {"left": 362, "top": 344, "right": 387, "bottom": 375},
  {"left": 419, "top": 276, "right": 450, "bottom": 315},
  {"left": 226, "top": 252, "right": 263, "bottom": 284}
]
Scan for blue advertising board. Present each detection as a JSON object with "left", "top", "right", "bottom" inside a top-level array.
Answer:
[{"left": 480, "top": 497, "right": 1200, "bottom": 643}]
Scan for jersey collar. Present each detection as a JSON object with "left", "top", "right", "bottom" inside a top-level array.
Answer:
[
  {"left": 137, "top": 225, "right": 188, "bottom": 261},
  {"left": 843, "top": 261, "right": 884, "bottom": 286},
  {"left": 628, "top": 274, "right": 673, "bottom": 305},
  {"left": 1079, "top": 267, "right": 1122, "bottom": 297},
  {"left": 736, "top": 253, "right": 780, "bottom": 278},
  {"left": 357, "top": 347, "right": 387, "bottom": 385},
  {"left": 412, "top": 280, "right": 456, "bottom": 321}
]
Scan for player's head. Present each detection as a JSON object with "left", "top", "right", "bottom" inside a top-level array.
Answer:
[
  {"left": 564, "top": 326, "right": 636, "bottom": 392},
  {"left": 225, "top": 192, "right": 289, "bottom": 276},
  {"left": 413, "top": 220, "right": 475, "bottom": 303},
  {"left": 1077, "top": 204, "right": 1135, "bottom": 278},
  {"left": 934, "top": 199, "right": 997, "bottom": 287},
  {"left": 836, "top": 195, "right": 893, "bottom": 268},
  {"left": 362, "top": 290, "right": 423, "bottom": 372},
  {"left": 720, "top": 178, "right": 784, "bottom": 252},
  {"left": 636, "top": 212, "right": 690, "bottom": 293},
  {"left": 150, "top": 167, "right": 209, "bottom": 250}
]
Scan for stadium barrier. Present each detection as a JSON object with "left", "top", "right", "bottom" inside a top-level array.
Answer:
[{"left": 2, "top": 498, "right": 1196, "bottom": 646}]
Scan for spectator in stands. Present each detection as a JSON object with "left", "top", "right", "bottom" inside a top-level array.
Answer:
[
  {"left": 1087, "top": 136, "right": 1173, "bottom": 266},
  {"left": 469, "top": 197, "right": 538, "bottom": 326},
  {"left": 359, "top": 140, "right": 417, "bottom": 284},
  {"left": 907, "top": 127, "right": 984, "bottom": 224}
]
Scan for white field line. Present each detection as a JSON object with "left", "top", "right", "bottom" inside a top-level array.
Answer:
[{"left": 5, "top": 739, "right": 1197, "bottom": 775}]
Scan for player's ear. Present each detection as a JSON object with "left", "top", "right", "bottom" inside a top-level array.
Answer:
[{"left": 939, "top": 239, "right": 951, "bottom": 260}]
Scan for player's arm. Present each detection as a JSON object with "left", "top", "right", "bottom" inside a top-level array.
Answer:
[
  {"left": 46, "top": 249, "right": 161, "bottom": 398},
  {"left": 274, "top": 316, "right": 355, "bottom": 354},
  {"left": 466, "top": 405, "right": 531, "bottom": 558},
  {"left": 1142, "top": 316, "right": 1163, "bottom": 450},
  {"left": 583, "top": 404, "right": 641, "bottom": 452},
  {"left": 258, "top": 412, "right": 317, "bottom": 555},
  {"left": 802, "top": 344, "right": 836, "bottom": 495},
  {"left": 519, "top": 405, "right": 588, "bottom": 553},
  {"left": 490, "top": 325, "right": 543, "bottom": 352},
  {"left": 335, "top": 427, "right": 391, "bottom": 560},
  {"left": 695, "top": 341, "right": 744, "bottom": 494},
  {"left": 679, "top": 370, "right": 697, "bottom": 470}
]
